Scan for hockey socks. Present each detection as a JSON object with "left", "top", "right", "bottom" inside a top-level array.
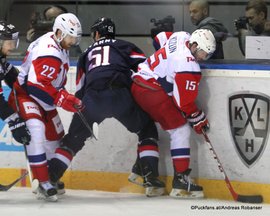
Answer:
[
  {"left": 172, "top": 158, "right": 190, "bottom": 173},
  {"left": 28, "top": 153, "right": 50, "bottom": 182},
  {"left": 129, "top": 140, "right": 165, "bottom": 197},
  {"left": 48, "top": 147, "right": 73, "bottom": 183}
]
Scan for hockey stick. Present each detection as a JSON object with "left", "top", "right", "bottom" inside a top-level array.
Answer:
[
  {"left": 202, "top": 130, "right": 263, "bottom": 203},
  {"left": 0, "top": 171, "right": 28, "bottom": 191},
  {"left": 13, "top": 89, "right": 34, "bottom": 188},
  {"left": 74, "top": 106, "right": 98, "bottom": 140}
]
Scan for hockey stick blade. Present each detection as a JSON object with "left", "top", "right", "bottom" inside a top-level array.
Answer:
[
  {"left": 0, "top": 171, "right": 28, "bottom": 191},
  {"left": 92, "top": 122, "right": 99, "bottom": 140},
  {"left": 202, "top": 131, "right": 263, "bottom": 204},
  {"left": 78, "top": 111, "right": 98, "bottom": 140},
  {"left": 237, "top": 194, "right": 263, "bottom": 204},
  {"left": 74, "top": 105, "right": 98, "bottom": 140}
]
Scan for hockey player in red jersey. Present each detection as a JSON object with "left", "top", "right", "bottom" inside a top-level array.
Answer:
[
  {"left": 0, "top": 21, "right": 31, "bottom": 145},
  {"left": 8, "top": 13, "right": 83, "bottom": 201},
  {"left": 131, "top": 29, "right": 216, "bottom": 198},
  {"left": 48, "top": 17, "right": 166, "bottom": 197}
]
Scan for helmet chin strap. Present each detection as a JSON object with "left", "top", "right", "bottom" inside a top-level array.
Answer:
[
  {"left": 190, "top": 43, "right": 199, "bottom": 56},
  {"left": 194, "top": 47, "right": 200, "bottom": 55},
  {"left": 54, "top": 31, "right": 67, "bottom": 48}
]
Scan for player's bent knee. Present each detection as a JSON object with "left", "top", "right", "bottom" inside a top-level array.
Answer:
[{"left": 62, "top": 134, "right": 86, "bottom": 156}]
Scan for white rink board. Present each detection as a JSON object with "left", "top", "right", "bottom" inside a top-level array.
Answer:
[
  {"left": 68, "top": 67, "right": 270, "bottom": 184},
  {"left": 1, "top": 64, "right": 270, "bottom": 185},
  {"left": 196, "top": 73, "right": 270, "bottom": 183}
]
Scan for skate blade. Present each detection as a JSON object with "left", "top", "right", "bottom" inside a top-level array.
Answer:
[
  {"left": 35, "top": 192, "right": 58, "bottom": 202},
  {"left": 57, "top": 188, "right": 66, "bottom": 195},
  {"left": 146, "top": 186, "right": 165, "bottom": 197},
  {"left": 128, "top": 173, "right": 144, "bottom": 187},
  {"left": 170, "top": 188, "right": 204, "bottom": 199}
]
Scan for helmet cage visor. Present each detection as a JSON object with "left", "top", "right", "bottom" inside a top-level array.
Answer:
[
  {"left": 194, "top": 47, "right": 213, "bottom": 60},
  {"left": 64, "top": 34, "right": 81, "bottom": 46}
]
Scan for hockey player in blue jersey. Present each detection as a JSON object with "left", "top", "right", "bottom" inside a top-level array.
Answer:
[
  {"left": 0, "top": 21, "right": 30, "bottom": 145},
  {"left": 48, "top": 17, "right": 165, "bottom": 196}
]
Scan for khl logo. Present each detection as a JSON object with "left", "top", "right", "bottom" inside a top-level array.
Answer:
[{"left": 229, "top": 92, "right": 270, "bottom": 167}]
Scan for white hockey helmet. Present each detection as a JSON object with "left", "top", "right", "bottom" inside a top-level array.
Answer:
[
  {"left": 53, "top": 13, "right": 82, "bottom": 45},
  {"left": 189, "top": 29, "right": 216, "bottom": 59}
]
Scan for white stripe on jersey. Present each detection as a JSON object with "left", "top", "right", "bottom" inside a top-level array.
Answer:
[
  {"left": 173, "top": 79, "right": 181, "bottom": 107},
  {"left": 130, "top": 55, "right": 145, "bottom": 59}
]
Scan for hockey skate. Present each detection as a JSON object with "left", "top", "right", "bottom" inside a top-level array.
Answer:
[
  {"left": 170, "top": 169, "right": 204, "bottom": 199},
  {"left": 128, "top": 160, "right": 143, "bottom": 186},
  {"left": 35, "top": 181, "right": 58, "bottom": 202},
  {"left": 51, "top": 180, "right": 65, "bottom": 195},
  {"left": 128, "top": 161, "right": 165, "bottom": 197},
  {"left": 143, "top": 174, "right": 165, "bottom": 197}
]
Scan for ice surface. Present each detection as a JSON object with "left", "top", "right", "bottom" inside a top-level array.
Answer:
[{"left": 0, "top": 188, "right": 270, "bottom": 216}]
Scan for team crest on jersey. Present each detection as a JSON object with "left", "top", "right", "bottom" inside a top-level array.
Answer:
[{"left": 228, "top": 92, "right": 270, "bottom": 167}]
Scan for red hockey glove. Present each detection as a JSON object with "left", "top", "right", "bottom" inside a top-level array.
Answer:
[
  {"left": 54, "top": 90, "right": 84, "bottom": 113},
  {"left": 187, "top": 110, "right": 209, "bottom": 134}
]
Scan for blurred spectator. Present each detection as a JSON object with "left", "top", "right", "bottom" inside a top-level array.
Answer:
[
  {"left": 235, "top": 0, "right": 270, "bottom": 56},
  {"left": 26, "top": 5, "right": 67, "bottom": 43},
  {"left": 0, "top": 0, "right": 14, "bottom": 20},
  {"left": 26, "top": 5, "right": 81, "bottom": 57},
  {"left": 150, "top": 15, "right": 175, "bottom": 50},
  {"left": 189, "top": 0, "right": 228, "bottom": 59}
]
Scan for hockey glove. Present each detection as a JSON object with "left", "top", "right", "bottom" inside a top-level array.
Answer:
[
  {"left": 55, "top": 89, "right": 84, "bottom": 113},
  {"left": 8, "top": 114, "right": 31, "bottom": 145},
  {"left": 187, "top": 110, "right": 209, "bottom": 134}
]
